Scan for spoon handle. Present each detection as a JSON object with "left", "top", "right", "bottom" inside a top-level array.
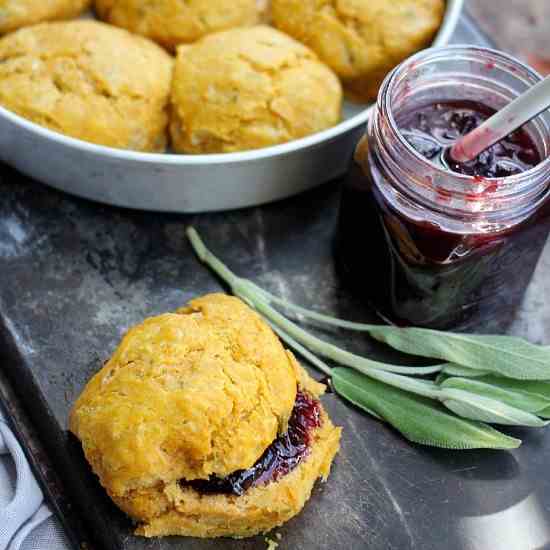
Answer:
[{"left": 450, "top": 75, "right": 550, "bottom": 163}]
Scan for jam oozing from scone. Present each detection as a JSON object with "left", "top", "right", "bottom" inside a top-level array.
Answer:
[{"left": 186, "top": 390, "right": 322, "bottom": 496}]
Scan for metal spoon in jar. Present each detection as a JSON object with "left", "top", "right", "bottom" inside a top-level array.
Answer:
[{"left": 447, "top": 75, "right": 550, "bottom": 164}]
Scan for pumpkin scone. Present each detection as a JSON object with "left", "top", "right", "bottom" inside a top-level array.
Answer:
[
  {"left": 94, "top": 0, "right": 260, "bottom": 50},
  {"left": 169, "top": 26, "right": 343, "bottom": 153},
  {"left": 271, "top": 0, "right": 445, "bottom": 102},
  {"left": 0, "top": 0, "right": 91, "bottom": 35},
  {"left": 0, "top": 20, "right": 173, "bottom": 151},
  {"left": 70, "top": 294, "right": 341, "bottom": 538}
]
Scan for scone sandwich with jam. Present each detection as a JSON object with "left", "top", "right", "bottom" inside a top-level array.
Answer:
[{"left": 69, "top": 293, "right": 341, "bottom": 538}]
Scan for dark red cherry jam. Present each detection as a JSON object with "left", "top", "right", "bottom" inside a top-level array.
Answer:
[
  {"left": 401, "top": 101, "right": 540, "bottom": 177},
  {"left": 185, "top": 390, "right": 321, "bottom": 496},
  {"left": 337, "top": 100, "right": 550, "bottom": 330}
]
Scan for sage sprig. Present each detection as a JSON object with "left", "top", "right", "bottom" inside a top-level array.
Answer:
[
  {"left": 187, "top": 227, "right": 550, "bottom": 450},
  {"left": 365, "top": 329, "right": 550, "bottom": 380},
  {"left": 441, "top": 365, "right": 492, "bottom": 378},
  {"left": 438, "top": 377, "right": 550, "bottom": 413},
  {"left": 332, "top": 369, "right": 520, "bottom": 449},
  {"left": 244, "top": 279, "right": 550, "bottom": 381}
]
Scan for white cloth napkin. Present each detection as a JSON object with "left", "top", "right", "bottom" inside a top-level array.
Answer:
[{"left": 0, "top": 411, "right": 70, "bottom": 550}]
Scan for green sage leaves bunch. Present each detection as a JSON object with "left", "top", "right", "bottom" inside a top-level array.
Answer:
[{"left": 187, "top": 227, "right": 550, "bottom": 450}]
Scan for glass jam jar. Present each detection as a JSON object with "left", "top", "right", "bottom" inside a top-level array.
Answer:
[{"left": 336, "top": 46, "right": 550, "bottom": 331}]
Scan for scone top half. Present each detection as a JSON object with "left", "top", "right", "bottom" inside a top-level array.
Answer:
[{"left": 69, "top": 294, "right": 298, "bottom": 498}]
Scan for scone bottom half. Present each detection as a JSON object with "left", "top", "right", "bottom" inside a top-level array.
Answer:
[{"left": 69, "top": 293, "right": 342, "bottom": 538}]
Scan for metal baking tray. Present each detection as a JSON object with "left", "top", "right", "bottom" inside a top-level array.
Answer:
[
  {"left": 0, "top": 0, "right": 463, "bottom": 212},
  {"left": 0, "top": 10, "right": 514, "bottom": 550},
  {"left": 5, "top": 12, "right": 550, "bottom": 543}
]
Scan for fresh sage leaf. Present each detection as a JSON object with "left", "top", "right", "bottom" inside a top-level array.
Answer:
[
  {"left": 440, "top": 388, "right": 548, "bottom": 427},
  {"left": 359, "top": 368, "right": 442, "bottom": 399},
  {"left": 366, "top": 327, "right": 550, "bottom": 380},
  {"left": 332, "top": 368, "right": 521, "bottom": 450},
  {"left": 467, "top": 375, "right": 550, "bottom": 403},
  {"left": 440, "top": 377, "right": 550, "bottom": 413},
  {"left": 442, "top": 364, "right": 492, "bottom": 377}
]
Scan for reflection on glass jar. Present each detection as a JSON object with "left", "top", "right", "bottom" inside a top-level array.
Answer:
[{"left": 336, "top": 46, "right": 550, "bottom": 330}]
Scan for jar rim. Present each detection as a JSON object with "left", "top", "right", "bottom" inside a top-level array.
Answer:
[{"left": 379, "top": 45, "right": 550, "bottom": 189}]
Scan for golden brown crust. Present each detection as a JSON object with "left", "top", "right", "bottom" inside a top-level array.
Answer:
[
  {"left": 69, "top": 294, "right": 298, "bottom": 496},
  {"left": 169, "top": 25, "right": 342, "bottom": 153},
  {"left": 0, "top": 0, "right": 91, "bottom": 35},
  {"left": 0, "top": 21, "right": 173, "bottom": 151},
  {"left": 94, "top": 0, "right": 260, "bottom": 50},
  {"left": 271, "top": 0, "right": 445, "bottom": 102}
]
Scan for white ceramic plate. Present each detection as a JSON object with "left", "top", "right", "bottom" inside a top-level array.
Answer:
[{"left": 0, "top": 0, "right": 464, "bottom": 212}]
